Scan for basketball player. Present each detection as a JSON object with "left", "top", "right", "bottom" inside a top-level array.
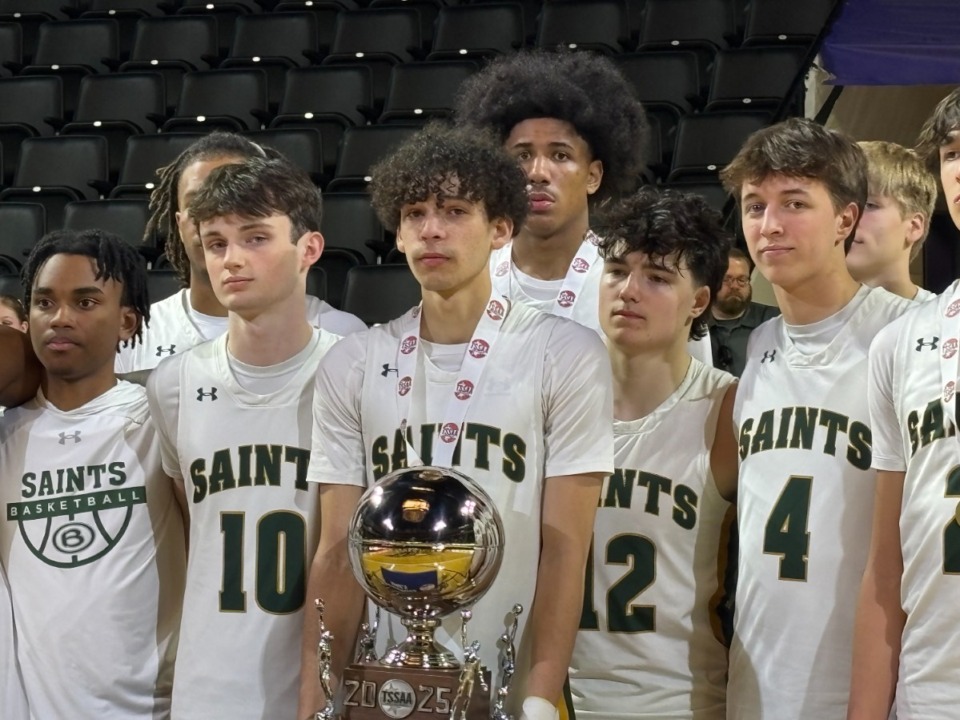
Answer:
[
  {"left": 456, "top": 51, "right": 713, "bottom": 364},
  {"left": 569, "top": 188, "right": 738, "bottom": 719},
  {"left": 118, "top": 132, "right": 363, "bottom": 372},
  {"left": 0, "top": 229, "right": 185, "bottom": 719},
  {"left": 0, "top": 563, "right": 27, "bottom": 719},
  {"left": 848, "top": 86, "right": 960, "bottom": 720},
  {"left": 147, "top": 155, "right": 340, "bottom": 719},
  {"left": 719, "top": 118, "right": 912, "bottom": 720},
  {"left": 846, "top": 140, "right": 937, "bottom": 301},
  {"left": 299, "top": 124, "right": 613, "bottom": 720}
]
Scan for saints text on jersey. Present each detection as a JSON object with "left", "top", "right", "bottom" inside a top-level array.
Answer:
[
  {"left": 600, "top": 468, "right": 698, "bottom": 529},
  {"left": 738, "top": 405, "right": 871, "bottom": 470},
  {"left": 189, "top": 444, "right": 311, "bottom": 503},
  {"left": 907, "top": 398, "right": 958, "bottom": 457}
]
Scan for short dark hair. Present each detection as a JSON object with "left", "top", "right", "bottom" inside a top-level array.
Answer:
[
  {"left": 0, "top": 294, "right": 26, "bottom": 323},
  {"left": 145, "top": 131, "right": 272, "bottom": 286},
  {"left": 369, "top": 123, "right": 529, "bottom": 231},
  {"left": 21, "top": 229, "right": 150, "bottom": 348},
  {"left": 594, "top": 187, "right": 731, "bottom": 341},
  {"left": 916, "top": 86, "right": 960, "bottom": 173},
  {"left": 728, "top": 247, "right": 753, "bottom": 271},
  {"left": 454, "top": 49, "right": 649, "bottom": 201},
  {"left": 720, "top": 118, "right": 867, "bottom": 218},
  {"left": 188, "top": 155, "right": 323, "bottom": 241}
]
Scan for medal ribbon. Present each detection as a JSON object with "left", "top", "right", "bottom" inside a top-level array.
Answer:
[
  {"left": 492, "top": 231, "right": 600, "bottom": 319},
  {"left": 394, "top": 293, "right": 510, "bottom": 468},
  {"left": 938, "top": 285, "right": 960, "bottom": 433}
]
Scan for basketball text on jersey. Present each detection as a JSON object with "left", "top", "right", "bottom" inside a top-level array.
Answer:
[
  {"left": 737, "top": 406, "right": 871, "bottom": 470},
  {"left": 371, "top": 423, "right": 526, "bottom": 481},
  {"left": 906, "top": 398, "right": 958, "bottom": 456},
  {"left": 599, "top": 469, "right": 698, "bottom": 529},
  {"left": 188, "top": 445, "right": 310, "bottom": 503},
  {"left": 6, "top": 460, "right": 146, "bottom": 568}
]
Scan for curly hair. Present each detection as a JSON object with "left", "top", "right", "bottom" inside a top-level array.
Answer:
[
  {"left": 594, "top": 187, "right": 731, "bottom": 341},
  {"left": 369, "top": 123, "right": 529, "bottom": 232},
  {"left": 0, "top": 294, "right": 26, "bottom": 323},
  {"left": 454, "top": 49, "right": 649, "bottom": 201},
  {"left": 144, "top": 131, "right": 270, "bottom": 287},
  {"left": 915, "top": 86, "right": 960, "bottom": 173},
  {"left": 22, "top": 229, "right": 150, "bottom": 349},
  {"left": 189, "top": 155, "right": 323, "bottom": 241}
]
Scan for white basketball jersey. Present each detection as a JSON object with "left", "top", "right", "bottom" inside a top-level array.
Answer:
[
  {"left": 488, "top": 239, "right": 713, "bottom": 365},
  {"left": 117, "top": 289, "right": 355, "bottom": 372},
  {"left": 148, "top": 330, "right": 338, "bottom": 720},
  {"left": 308, "top": 302, "right": 614, "bottom": 713},
  {"left": 0, "top": 563, "right": 28, "bottom": 720},
  {"left": 570, "top": 359, "right": 734, "bottom": 720},
  {"left": 869, "top": 280, "right": 960, "bottom": 719},
  {"left": 729, "top": 285, "right": 910, "bottom": 720},
  {"left": 0, "top": 382, "right": 185, "bottom": 720}
]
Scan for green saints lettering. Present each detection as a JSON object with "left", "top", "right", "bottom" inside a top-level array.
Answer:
[
  {"left": 907, "top": 399, "right": 957, "bottom": 457},
  {"left": 371, "top": 422, "right": 526, "bottom": 482},
  {"left": 189, "top": 445, "right": 310, "bottom": 503},
  {"left": 600, "top": 469, "right": 698, "bottom": 530},
  {"left": 20, "top": 462, "right": 127, "bottom": 498},
  {"left": 738, "top": 406, "right": 872, "bottom": 470}
]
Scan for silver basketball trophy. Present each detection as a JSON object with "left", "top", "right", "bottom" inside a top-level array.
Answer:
[{"left": 315, "top": 466, "right": 525, "bottom": 720}]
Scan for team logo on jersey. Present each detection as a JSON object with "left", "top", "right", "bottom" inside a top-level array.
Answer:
[
  {"left": 398, "top": 376, "right": 412, "bottom": 396},
  {"left": 440, "top": 422, "right": 460, "bottom": 444},
  {"left": 377, "top": 679, "right": 416, "bottom": 719},
  {"left": 486, "top": 299, "right": 506, "bottom": 320},
  {"left": 155, "top": 345, "right": 176, "bottom": 357},
  {"left": 944, "top": 338, "right": 959, "bottom": 359},
  {"left": 381, "top": 364, "right": 398, "bottom": 377},
  {"left": 761, "top": 349, "right": 777, "bottom": 363},
  {"left": 469, "top": 338, "right": 489, "bottom": 359},
  {"left": 7, "top": 461, "right": 145, "bottom": 569},
  {"left": 196, "top": 387, "right": 218, "bottom": 401},
  {"left": 571, "top": 257, "right": 590, "bottom": 273},
  {"left": 400, "top": 336, "right": 418, "bottom": 355},
  {"left": 454, "top": 379, "right": 474, "bottom": 400},
  {"left": 945, "top": 381, "right": 956, "bottom": 404},
  {"left": 58, "top": 431, "right": 81, "bottom": 445},
  {"left": 494, "top": 261, "right": 510, "bottom": 277},
  {"left": 916, "top": 336, "right": 940, "bottom": 351},
  {"left": 557, "top": 290, "right": 576, "bottom": 308},
  {"left": 947, "top": 299, "right": 960, "bottom": 318}
]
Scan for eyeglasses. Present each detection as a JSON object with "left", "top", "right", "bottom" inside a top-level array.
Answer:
[{"left": 722, "top": 276, "right": 750, "bottom": 287}]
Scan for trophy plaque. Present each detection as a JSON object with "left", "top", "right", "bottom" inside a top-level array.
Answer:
[{"left": 317, "top": 466, "right": 521, "bottom": 720}]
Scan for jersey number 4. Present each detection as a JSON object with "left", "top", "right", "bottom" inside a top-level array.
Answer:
[
  {"left": 579, "top": 534, "right": 656, "bottom": 633},
  {"left": 763, "top": 475, "right": 812, "bottom": 581},
  {"left": 220, "top": 511, "right": 307, "bottom": 614}
]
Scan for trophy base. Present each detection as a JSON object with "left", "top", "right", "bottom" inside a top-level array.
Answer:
[{"left": 341, "top": 662, "right": 491, "bottom": 719}]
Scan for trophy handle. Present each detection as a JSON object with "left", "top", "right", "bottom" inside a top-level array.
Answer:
[
  {"left": 315, "top": 599, "right": 336, "bottom": 720},
  {"left": 491, "top": 604, "right": 523, "bottom": 720}
]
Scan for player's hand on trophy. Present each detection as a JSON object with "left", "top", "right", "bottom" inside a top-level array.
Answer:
[{"left": 519, "top": 696, "right": 559, "bottom": 720}]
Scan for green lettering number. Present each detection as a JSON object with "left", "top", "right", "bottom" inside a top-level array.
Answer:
[
  {"left": 763, "top": 475, "right": 812, "bottom": 581},
  {"left": 219, "top": 510, "right": 307, "bottom": 613},
  {"left": 579, "top": 533, "right": 656, "bottom": 633}
]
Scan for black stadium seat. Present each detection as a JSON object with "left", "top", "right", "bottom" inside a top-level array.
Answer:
[
  {"left": 536, "top": 0, "right": 630, "bottom": 54},
  {"left": 743, "top": 0, "right": 838, "bottom": 47},
  {"left": 341, "top": 264, "right": 420, "bottom": 326},
  {"left": 244, "top": 129, "right": 324, "bottom": 184},
  {"left": 112, "top": 133, "right": 205, "bottom": 200},
  {"left": 320, "top": 193, "right": 386, "bottom": 265},
  {"left": 163, "top": 69, "right": 269, "bottom": 133},
  {"left": 668, "top": 112, "right": 771, "bottom": 183},
  {"left": 428, "top": 4, "right": 524, "bottom": 61},
  {"left": 379, "top": 61, "right": 477, "bottom": 124},
  {"left": 0, "top": 202, "right": 45, "bottom": 268},
  {"left": 0, "top": 76, "right": 63, "bottom": 186},
  {"left": 62, "top": 200, "right": 151, "bottom": 254},
  {"left": 327, "top": 125, "right": 420, "bottom": 193},
  {"left": 705, "top": 47, "right": 806, "bottom": 113},
  {"left": 0, "top": 22, "right": 21, "bottom": 77}
]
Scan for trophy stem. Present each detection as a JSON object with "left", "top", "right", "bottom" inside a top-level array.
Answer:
[{"left": 381, "top": 615, "right": 459, "bottom": 669}]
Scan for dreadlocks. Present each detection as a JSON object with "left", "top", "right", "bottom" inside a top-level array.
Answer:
[
  {"left": 22, "top": 229, "right": 150, "bottom": 349},
  {"left": 144, "top": 132, "right": 270, "bottom": 286}
]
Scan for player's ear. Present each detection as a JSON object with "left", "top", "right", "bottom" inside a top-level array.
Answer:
[
  {"left": 490, "top": 216, "right": 513, "bottom": 250},
  {"left": 395, "top": 226, "right": 406, "bottom": 254},
  {"left": 118, "top": 306, "right": 138, "bottom": 343},
  {"left": 905, "top": 211, "right": 925, "bottom": 247},
  {"left": 300, "top": 230, "right": 324, "bottom": 269},
  {"left": 835, "top": 202, "right": 859, "bottom": 247},
  {"left": 586, "top": 159, "right": 603, "bottom": 196},
  {"left": 690, "top": 285, "right": 710, "bottom": 320}
]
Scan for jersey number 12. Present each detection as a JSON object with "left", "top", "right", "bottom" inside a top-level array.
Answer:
[{"left": 579, "top": 533, "right": 656, "bottom": 633}]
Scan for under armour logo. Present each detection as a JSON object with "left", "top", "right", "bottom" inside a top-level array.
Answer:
[
  {"left": 916, "top": 337, "right": 939, "bottom": 351},
  {"left": 196, "top": 387, "right": 218, "bottom": 401},
  {"left": 58, "top": 431, "right": 81, "bottom": 445},
  {"left": 761, "top": 349, "right": 777, "bottom": 364},
  {"left": 155, "top": 344, "right": 176, "bottom": 357},
  {"left": 381, "top": 364, "right": 398, "bottom": 377}
]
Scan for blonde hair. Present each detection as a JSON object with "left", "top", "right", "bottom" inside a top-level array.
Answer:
[{"left": 858, "top": 140, "right": 937, "bottom": 259}]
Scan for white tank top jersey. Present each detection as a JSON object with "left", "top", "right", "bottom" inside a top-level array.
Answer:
[
  {"left": 914, "top": 286, "right": 936, "bottom": 303},
  {"left": 488, "top": 237, "right": 714, "bottom": 367},
  {"left": 0, "top": 382, "right": 185, "bottom": 720},
  {"left": 570, "top": 359, "right": 734, "bottom": 720},
  {"left": 729, "top": 285, "right": 911, "bottom": 720},
  {"left": 0, "top": 563, "right": 29, "bottom": 720},
  {"left": 307, "top": 302, "right": 614, "bottom": 714},
  {"left": 116, "top": 289, "right": 358, "bottom": 372},
  {"left": 869, "top": 280, "right": 960, "bottom": 719},
  {"left": 147, "top": 329, "right": 339, "bottom": 720}
]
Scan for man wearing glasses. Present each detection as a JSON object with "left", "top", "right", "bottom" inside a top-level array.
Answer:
[{"left": 708, "top": 248, "right": 779, "bottom": 377}]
